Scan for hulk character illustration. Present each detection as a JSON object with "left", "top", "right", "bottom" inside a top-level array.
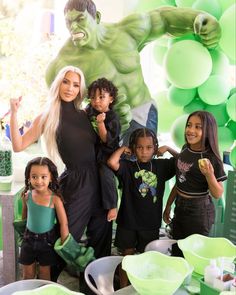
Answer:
[
  {"left": 135, "top": 169, "right": 157, "bottom": 203},
  {"left": 45, "top": 0, "right": 221, "bottom": 140}
]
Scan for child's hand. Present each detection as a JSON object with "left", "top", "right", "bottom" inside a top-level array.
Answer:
[
  {"left": 10, "top": 96, "right": 22, "bottom": 113},
  {"left": 123, "top": 146, "right": 132, "bottom": 156},
  {"left": 157, "top": 145, "right": 168, "bottom": 157},
  {"left": 198, "top": 158, "right": 214, "bottom": 177},
  {"left": 96, "top": 112, "right": 106, "bottom": 123},
  {"left": 163, "top": 206, "right": 172, "bottom": 224},
  {"left": 107, "top": 208, "right": 117, "bottom": 222}
]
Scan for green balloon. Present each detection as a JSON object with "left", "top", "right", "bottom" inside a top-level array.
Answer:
[
  {"left": 162, "top": 0, "right": 176, "bottom": 5},
  {"left": 218, "top": 126, "right": 234, "bottom": 152},
  {"left": 218, "top": 0, "right": 235, "bottom": 12},
  {"left": 175, "top": 0, "right": 195, "bottom": 7},
  {"left": 192, "top": 0, "right": 222, "bottom": 20},
  {"left": 167, "top": 85, "right": 197, "bottom": 106},
  {"left": 226, "top": 93, "right": 236, "bottom": 121},
  {"left": 183, "top": 97, "right": 206, "bottom": 113},
  {"left": 229, "top": 144, "right": 236, "bottom": 169},
  {"left": 230, "top": 87, "right": 236, "bottom": 96},
  {"left": 171, "top": 114, "right": 189, "bottom": 148},
  {"left": 164, "top": 40, "right": 212, "bottom": 89},
  {"left": 154, "top": 91, "right": 185, "bottom": 133},
  {"left": 153, "top": 43, "right": 168, "bottom": 65},
  {"left": 155, "top": 36, "right": 170, "bottom": 47},
  {"left": 219, "top": 4, "right": 236, "bottom": 63},
  {"left": 209, "top": 49, "right": 230, "bottom": 75},
  {"left": 168, "top": 33, "right": 201, "bottom": 47},
  {"left": 227, "top": 120, "right": 236, "bottom": 139},
  {"left": 198, "top": 75, "right": 230, "bottom": 105},
  {"left": 205, "top": 103, "right": 229, "bottom": 127}
]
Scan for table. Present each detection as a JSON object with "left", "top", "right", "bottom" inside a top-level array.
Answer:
[
  {"left": 114, "top": 286, "right": 194, "bottom": 295},
  {"left": 0, "top": 182, "right": 24, "bottom": 284},
  {"left": 113, "top": 274, "right": 201, "bottom": 294}
]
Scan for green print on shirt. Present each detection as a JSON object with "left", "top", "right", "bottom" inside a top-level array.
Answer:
[
  {"left": 134, "top": 170, "right": 157, "bottom": 203},
  {"left": 90, "top": 116, "right": 98, "bottom": 134}
]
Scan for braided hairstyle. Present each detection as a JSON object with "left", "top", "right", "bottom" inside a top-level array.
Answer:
[
  {"left": 129, "top": 128, "right": 158, "bottom": 154},
  {"left": 22, "top": 157, "right": 63, "bottom": 200}
]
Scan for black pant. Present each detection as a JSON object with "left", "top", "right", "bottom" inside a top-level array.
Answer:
[
  {"left": 99, "top": 163, "right": 118, "bottom": 210},
  {"left": 171, "top": 195, "right": 215, "bottom": 257}
]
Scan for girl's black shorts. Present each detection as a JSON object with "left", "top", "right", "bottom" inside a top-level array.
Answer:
[{"left": 19, "top": 228, "right": 58, "bottom": 266}]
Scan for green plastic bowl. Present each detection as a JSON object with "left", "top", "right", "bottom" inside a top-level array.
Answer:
[
  {"left": 178, "top": 234, "right": 236, "bottom": 275},
  {"left": 12, "top": 284, "right": 84, "bottom": 295},
  {"left": 122, "top": 251, "right": 193, "bottom": 295}
]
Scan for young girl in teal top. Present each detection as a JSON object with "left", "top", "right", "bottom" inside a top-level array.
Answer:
[{"left": 19, "top": 157, "right": 69, "bottom": 280}]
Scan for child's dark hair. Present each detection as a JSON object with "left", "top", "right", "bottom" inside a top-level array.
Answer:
[
  {"left": 129, "top": 128, "right": 158, "bottom": 154},
  {"left": 185, "top": 111, "right": 221, "bottom": 162},
  {"left": 22, "top": 157, "right": 63, "bottom": 200},
  {"left": 88, "top": 77, "right": 118, "bottom": 108}
]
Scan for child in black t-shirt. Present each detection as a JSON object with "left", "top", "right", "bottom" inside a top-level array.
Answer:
[
  {"left": 108, "top": 127, "right": 177, "bottom": 287},
  {"left": 163, "top": 111, "right": 227, "bottom": 257},
  {"left": 86, "top": 77, "right": 121, "bottom": 221}
]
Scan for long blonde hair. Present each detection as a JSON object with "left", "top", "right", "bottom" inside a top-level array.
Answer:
[{"left": 40, "top": 65, "right": 86, "bottom": 162}]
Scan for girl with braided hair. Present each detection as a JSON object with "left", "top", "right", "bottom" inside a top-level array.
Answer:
[{"left": 19, "top": 156, "right": 68, "bottom": 280}]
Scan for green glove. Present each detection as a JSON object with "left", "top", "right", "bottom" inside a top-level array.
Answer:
[
  {"left": 54, "top": 233, "right": 95, "bottom": 272},
  {"left": 13, "top": 219, "right": 26, "bottom": 246}
]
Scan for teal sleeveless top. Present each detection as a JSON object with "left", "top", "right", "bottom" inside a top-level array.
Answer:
[{"left": 26, "top": 191, "right": 56, "bottom": 233}]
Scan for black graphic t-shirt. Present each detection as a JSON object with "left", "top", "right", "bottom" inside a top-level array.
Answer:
[
  {"left": 86, "top": 104, "right": 121, "bottom": 162},
  {"left": 176, "top": 146, "right": 227, "bottom": 197},
  {"left": 116, "top": 157, "right": 175, "bottom": 230}
]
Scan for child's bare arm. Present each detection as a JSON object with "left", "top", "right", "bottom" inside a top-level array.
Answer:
[
  {"left": 199, "top": 159, "right": 224, "bottom": 199},
  {"left": 54, "top": 196, "right": 69, "bottom": 244},
  {"left": 97, "top": 113, "right": 107, "bottom": 142},
  {"left": 157, "top": 145, "right": 179, "bottom": 157},
  {"left": 163, "top": 184, "right": 177, "bottom": 224},
  {"left": 107, "top": 146, "right": 131, "bottom": 171}
]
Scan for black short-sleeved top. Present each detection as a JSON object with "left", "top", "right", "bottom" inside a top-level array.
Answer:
[
  {"left": 86, "top": 105, "right": 120, "bottom": 162},
  {"left": 176, "top": 146, "right": 227, "bottom": 197},
  {"left": 116, "top": 157, "right": 176, "bottom": 230}
]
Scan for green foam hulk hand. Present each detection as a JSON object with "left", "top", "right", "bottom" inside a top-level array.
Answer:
[
  {"left": 193, "top": 13, "right": 221, "bottom": 49},
  {"left": 13, "top": 219, "right": 27, "bottom": 247},
  {"left": 54, "top": 233, "right": 95, "bottom": 272}
]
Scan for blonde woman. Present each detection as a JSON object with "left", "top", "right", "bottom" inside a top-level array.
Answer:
[{"left": 10, "top": 66, "right": 112, "bottom": 270}]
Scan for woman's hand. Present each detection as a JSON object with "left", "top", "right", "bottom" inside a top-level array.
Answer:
[{"left": 10, "top": 96, "right": 22, "bottom": 114}]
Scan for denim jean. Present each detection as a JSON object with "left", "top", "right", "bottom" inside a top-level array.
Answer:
[
  {"left": 171, "top": 194, "right": 215, "bottom": 257},
  {"left": 19, "top": 227, "right": 58, "bottom": 266}
]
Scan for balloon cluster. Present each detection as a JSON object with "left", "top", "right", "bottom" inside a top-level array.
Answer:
[{"left": 134, "top": 0, "right": 236, "bottom": 153}]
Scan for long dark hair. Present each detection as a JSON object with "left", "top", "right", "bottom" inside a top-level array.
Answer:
[
  {"left": 129, "top": 128, "right": 158, "bottom": 154},
  {"left": 22, "top": 157, "right": 63, "bottom": 200},
  {"left": 185, "top": 111, "right": 221, "bottom": 162}
]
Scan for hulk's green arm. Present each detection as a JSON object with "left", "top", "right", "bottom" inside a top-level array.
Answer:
[{"left": 120, "top": 6, "right": 221, "bottom": 51}]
